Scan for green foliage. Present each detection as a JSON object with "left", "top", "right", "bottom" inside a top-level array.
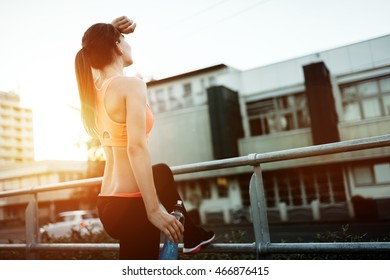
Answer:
[
  {"left": 38, "top": 230, "right": 118, "bottom": 260},
  {"left": 273, "top": 224, "right": 390, "bottom": 260},
  {"left": 183, "top": 225, "right": 390, "bottom": 260},
  {"left": 0, "top": 229, "right": 118, "bottom": 260},
  {"left": 0, "top": 249, "right": 25, "bottom": 260}
]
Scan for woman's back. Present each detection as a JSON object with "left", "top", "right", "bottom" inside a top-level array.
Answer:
[{"left": 96, "top": 76, "right": 151, "bottom": 195}]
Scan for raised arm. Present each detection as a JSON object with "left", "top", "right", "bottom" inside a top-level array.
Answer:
[{"left": 112, "top": 16, "right": 137, "bottom": 34}]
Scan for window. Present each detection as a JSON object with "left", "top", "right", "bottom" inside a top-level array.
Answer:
[
  {"left": 148, "top": 90, "right": 157, "bottom": 112},
  {"left": 183, "top": 83, "right": 193, "bottom": 106},
  {"left": 194, "top": 78, "right": 207, "bottom": 105},
  {"left": 381, "top": 78, "right": 390, "bottom": 115},
  {"left": 353, "top": 166, "right": 374, "bottom": 185},
  {"left": 168, "top": 86, "right": 183, "bottom": 110},
  {"left": 340, "top": 76, "right": 390, "bottom": 121},
  {"left": 216, "top": 177, "right": 228, "bottom": 198},
  {"left": 247, "top": 92, "right": 310, "bottom": 136},
  {"left": 155, "top": 89, "right": 167, "bottom": 113},
  {"left": 209, "top": 76, "right": 216, "bottom": 86},
  {"left": 374, "top": 163, "right": 390, "bottom": 183},
  {"left": 157, "top": 83, "right": 195, "bottom": 111},
  {"left": 199, "top": 179, "right": 211, "bottom": 199},
  {"left": 352, "top": 162, "right": 390, "bottom": 186}
]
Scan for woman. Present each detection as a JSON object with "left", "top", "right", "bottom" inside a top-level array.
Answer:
[{"left": 74, "top": 16, "right": 214, "bottom": 259}]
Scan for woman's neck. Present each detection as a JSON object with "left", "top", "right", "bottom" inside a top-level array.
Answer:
[
  {"left": 100, "top": 64, "right": 123, "bottom": 80},
  {"left": 93, "top": 63, "right": 124, "bottom": 87}
]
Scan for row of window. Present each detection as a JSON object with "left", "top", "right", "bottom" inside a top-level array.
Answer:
[
  {"left": 247, "top": 92, "right": 311, "bottom": 136},
  {"left": 341, "top": 76, "right": 390, "bottom": 121},
  {"left": 262, "top": 161, "right": 390, "bottom": 208},
  {"left": 0, "top": 115, "right": 33, "bottom": 124},
  {"left": 353, "top": 162, "right": 390, "bottom": 186},
  {"left": 147, "top": 75, "right": 389, "bottom": 136},
  {"left": 247, "top": 75, "right": 390, "bottom": 136},
  {"left": 0, "top": 105, "right": 32, "bottom": 118},
  {"left": 151, "top": 83, "right": 194, "bottom": 113},
  {"left": 173, "top": 160, "right": 389, "bottom": 209},
  {"left": 0, "top": 127, "right": 34, "bottom": 137},
  {"left": 147, "top": 76, "right": 216, "bottom": 114},
  {"left": 0, "top": 157, "right": 34, "bottom": 165},
  {"left": 176, "top": 178, "right": 229, "bottom": 201}
]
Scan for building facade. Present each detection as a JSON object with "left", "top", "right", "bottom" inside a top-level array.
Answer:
[
  {"left": 0, "top": 91, "right": 34, "bottom": 164},
  {"left": 0, "top": 161, "right": 89, "bottom": 225},
  {"left": 146, "top": 34, "right": 390, "bottom": 224}
]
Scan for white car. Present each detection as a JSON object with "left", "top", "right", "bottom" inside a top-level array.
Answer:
[{"left": 40, "top": 210, "right": 103, "bottom": 241}]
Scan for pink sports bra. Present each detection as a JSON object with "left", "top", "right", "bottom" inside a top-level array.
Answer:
[{"left": 95, "top": 76, "right": 154, "bottom": 147}]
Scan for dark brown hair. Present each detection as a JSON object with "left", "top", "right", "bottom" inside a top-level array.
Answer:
[{"left": 75, "top": 23, "right": 122, "bottom": 137}]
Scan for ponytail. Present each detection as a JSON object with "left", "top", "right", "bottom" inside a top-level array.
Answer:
[
  {"left": 75, "top": 48, "right": 98, "bottom": 138},
  {"left": 75, "top": 23, "right": 121, "bottom": 138}
]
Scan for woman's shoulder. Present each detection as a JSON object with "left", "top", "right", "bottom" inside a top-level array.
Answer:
[
  {"left": 111, "top": 75, "right": 146, "bottom": 86},
  {"left": 111, "top": 76, "right": 147, "bottom": 97}
]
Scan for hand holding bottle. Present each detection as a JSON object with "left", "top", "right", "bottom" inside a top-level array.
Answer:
[
  {"left": 160, "top": 200, "right": 186, "bottom": 260},
  {"left": 148, "top": 204, "right": 184, "bottom": 243}
]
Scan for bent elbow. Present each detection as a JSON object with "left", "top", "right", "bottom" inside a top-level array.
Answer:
[{"left": 127, "top": 141, "right": 147, "bottom": 156}]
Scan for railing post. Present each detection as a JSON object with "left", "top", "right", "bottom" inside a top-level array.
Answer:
[
  {"left": 25, "top": 193, "right": 40, "bottom": 259},
  {"left": 249, "top": 163, "right": 271, "bottom": 259}
]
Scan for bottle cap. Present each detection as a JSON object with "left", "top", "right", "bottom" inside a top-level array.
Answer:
[{"left": 177, "top": 200, "right": 183, "bottom": 205}]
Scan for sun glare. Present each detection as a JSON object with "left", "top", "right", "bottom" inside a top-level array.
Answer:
[{"left": 32, "top": 104, "right": 89, "bottom": 161}]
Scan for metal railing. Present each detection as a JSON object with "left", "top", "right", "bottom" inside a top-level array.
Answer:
[{"left": 1, "top": 134, "right": 390, "bottom": 259}]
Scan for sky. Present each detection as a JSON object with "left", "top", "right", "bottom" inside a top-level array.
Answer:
[{"left": 0, "top": 0, "right": 389, "bottom": 161}]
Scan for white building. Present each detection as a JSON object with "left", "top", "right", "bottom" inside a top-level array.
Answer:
[
  {"left": 0, "top": 91, "right": 34, "bottom": 164},
  {"left": 146, "top": 34, "right": 390, "bottom": 224}
]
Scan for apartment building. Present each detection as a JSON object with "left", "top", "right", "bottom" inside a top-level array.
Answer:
[
  {"left": 0, "top": 91, "right": 34, "bottom": 164},
  {"left": 146, "top": 34, "right": 390, "bottom": 224},
  {"left": 0, "top": 92, "right": 94, "bottom": 225}
]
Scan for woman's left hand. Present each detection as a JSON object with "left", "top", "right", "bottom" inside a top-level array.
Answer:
[
  {"left": 147, "top": 206, "right": 184, "bottom": 243},
  {"left": 112, "top": 16, "right": 136, "bottom": 34}
]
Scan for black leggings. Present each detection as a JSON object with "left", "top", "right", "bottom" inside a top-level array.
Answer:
[{"left": 97, "top": 163, "right": 193, "bottom": 260}]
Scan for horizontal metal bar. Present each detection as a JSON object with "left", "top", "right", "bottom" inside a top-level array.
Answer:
[
  {"left": 254, "top": 134, "right": 390, "bottom": 164},
  {"left": 35, "top": 243, "right": 119, "bottom": 251},
  {"left": 0, "top": 177, "right": 102, "bottom": 198},
  {"left": 0, "top": 244, "right": 26, "bottom": 251},
  {"left": 265, "top": 242, "right": 390, "bottom": 254},
  {"left": 2, "top": 242, "right": 390, "bottom": 254},
  {"left": 0, "top": 243, "right": 254, "bottom": 253},
  {"left": 171, "top": 134, "right": 390, "bottom": 174},
  {"left": 0, "top": 243, "right": 118, "bottom": 252},
  {"left": 1, "top": 135, "right": 389, "bottom": 198}
]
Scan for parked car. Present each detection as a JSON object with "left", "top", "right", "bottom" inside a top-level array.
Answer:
[{"left": 40, "top": 210, "right": 103, "bottom": 241}]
